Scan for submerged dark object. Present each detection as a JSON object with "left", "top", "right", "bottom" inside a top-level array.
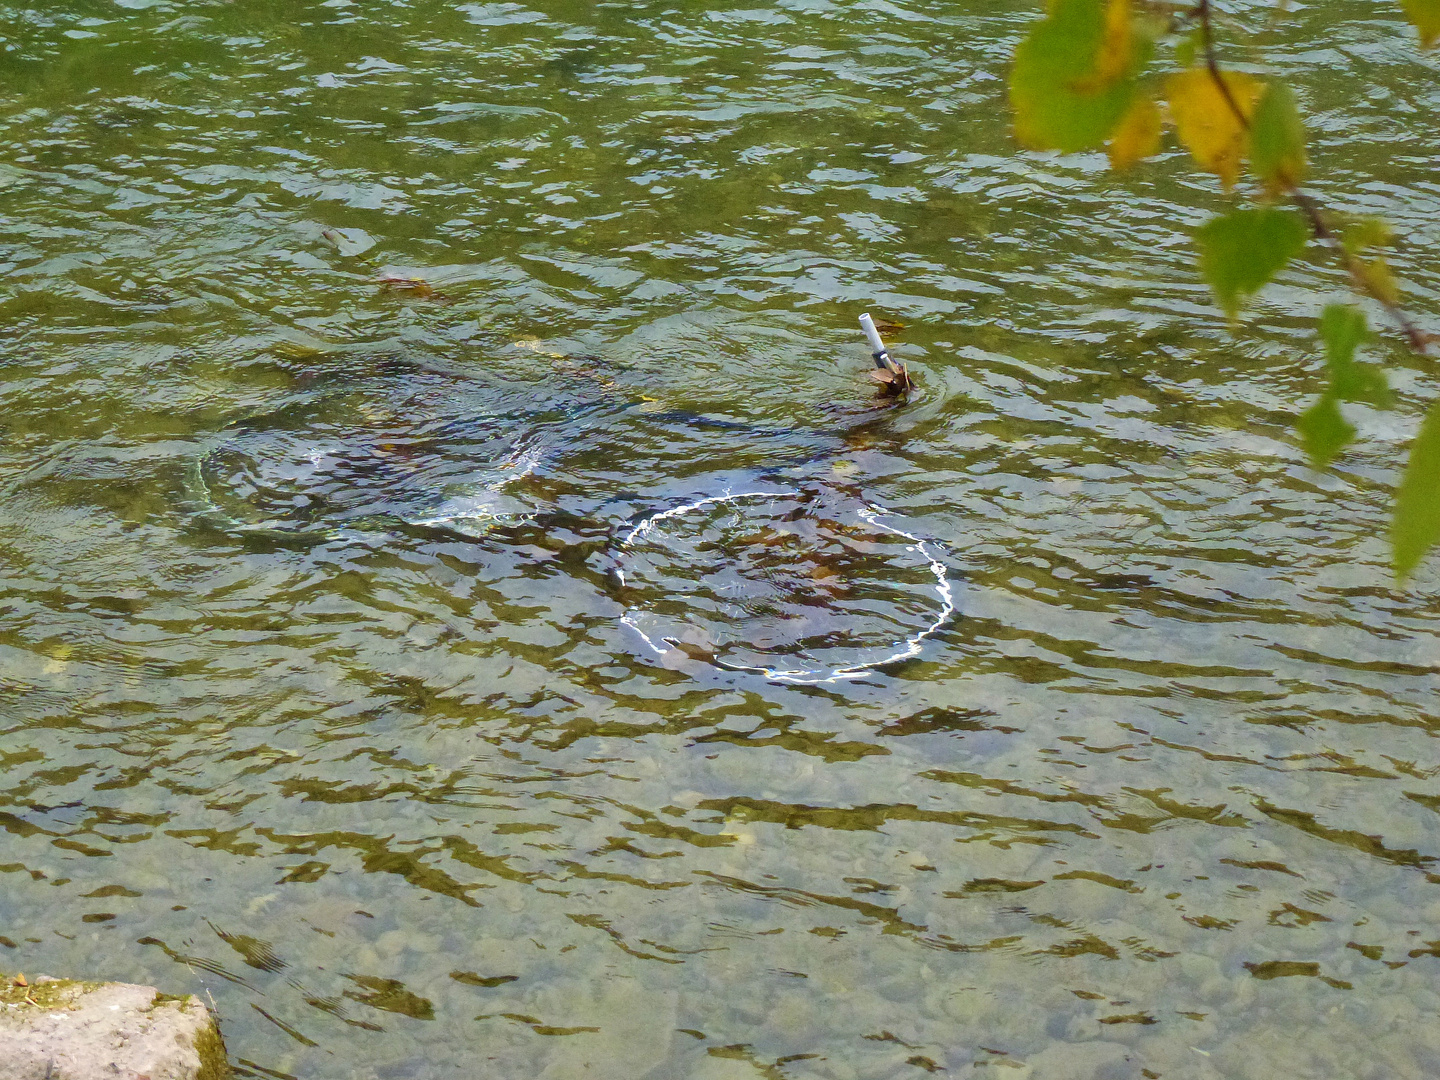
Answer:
[
  {"left": 614, "top": 483, "right": 954, "bottom": 685},
  {"left": 184, "top": 356, "right": 578, "bottom": 541},
  {"left": 860, "top": 312, "right": 913, "bottom": 397},
  {"left": 183, "top": 345, "right": 955, "bottom": 682},
  {"left": 184, "top": 351, "right": 853, "bottom": 543}
]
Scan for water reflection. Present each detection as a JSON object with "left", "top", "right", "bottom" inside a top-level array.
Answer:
[{"left": 1, "top": 0, "right": 1439, "bottom": 1077}]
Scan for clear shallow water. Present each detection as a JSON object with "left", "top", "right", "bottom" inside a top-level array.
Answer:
[{"left": 1, "top": 0, "right": 1439, "bottom": 1077}]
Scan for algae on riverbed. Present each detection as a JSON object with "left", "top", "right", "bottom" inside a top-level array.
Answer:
[{"left": 1, "top": 0, "right": 1438, "bottom": 1077}]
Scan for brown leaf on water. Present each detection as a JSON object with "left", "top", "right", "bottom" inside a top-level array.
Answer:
[
  {"left": 869, "top": 317, "right": 905, "bottom": 335},
  {"left": 872, "top": 367, "right": 916, "bottom": 398},
  {"left": 1166, "top": 68, "right": 1261, "bottom": 190},
  {"left": 13, "top": 973, "right": 26, "bottom": 987},
  {"left": 810, "top": 561, "right": 847, "bottom": 594},
  {"left": 376, "top": 275, "right": 448, "bottom": 302},
  {"left": 673, "top": 640, "right": 715, "bottom": 662}
]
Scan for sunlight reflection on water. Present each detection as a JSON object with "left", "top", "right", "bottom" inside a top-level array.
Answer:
[{"left": 0, "top": 0, "right": 1438, "bottom": 1077}]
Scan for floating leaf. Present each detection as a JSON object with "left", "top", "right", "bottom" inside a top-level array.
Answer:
[
  {"left": 1249, "top": 82, "right": 1307, "bottom": 194},
  {"left": 1297, "top": 395, "right": 1355, "bottom": 469},
  {"left": 1011, "top": 0, "right": 1150, "bottom": 152},
  {"left": 1195, "top": 207, "right": 1309, "bottom": 316},
  {"left": 377, "top": 275, "right": 438, "bottom": 298},
  {"left": 1166, "top": 68, "right": 1261, "bottom": 189},
  {"left": 1107, "top": 94, "right": 1162, "bottom": 170},
  {"left": 1245, "top": 960, "right": 1320, "bottom": 980},
  {"left": 320, "top": 227, "right": 377, "bottom": 257},
  {"left": 1393, "top": 399, "right": 1440, "bottom": 579},
  {"left": 1402, "top": 0, "right": 1440, "bottom": 47}
]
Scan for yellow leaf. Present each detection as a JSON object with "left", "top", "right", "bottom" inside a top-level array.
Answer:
[
  {"left": 1402, "top": 0, "right": 1440, "bottom": 47},
  {"left": 1107, "top": 94, "right": 1162, "bottom": 170},
  {"left": 1093, "top": 0, "right": 1134, "bottom": 86},
  {"left": 1342, "top": 216, "right": 1394, "bottom": 255},
  {"left": 1166, "top": 69, "right": 1261, "bottom": 190},
  {"left": 1357, "top": 257, "right": 1401, "bottom": 306},
  {"left": 1012, "top": 0, "right": 1150, "bottom": 152}
]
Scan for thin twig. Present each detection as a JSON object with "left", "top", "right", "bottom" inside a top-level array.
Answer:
[
  {"left": 1196, "top": 0, "right": 1431, "bottom": 355},
  {"left": 1288, "top": 190, "right": 1430, "bottom": 353},
  {"left": 1197, "top": 0, "right": 1251, "bottom": 123}
]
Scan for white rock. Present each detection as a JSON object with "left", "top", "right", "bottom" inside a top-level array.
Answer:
[{"left": 0, "top": 976, "right": 228, "bottom": 1080}]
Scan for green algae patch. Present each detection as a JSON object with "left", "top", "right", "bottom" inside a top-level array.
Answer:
[
  {"left": 0, "top": 974, "right": 101, "bottom": 1010},
  {"left": 1244, "top": 960, "right": 1320, "bottom": 980},
  {"left": 192, "top": 1012, "right": 234, "bottom": 1080}
]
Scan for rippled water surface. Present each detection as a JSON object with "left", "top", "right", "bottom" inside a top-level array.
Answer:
[{"left": 3, "top": 1, "right": 1440, "bottom": 1077}]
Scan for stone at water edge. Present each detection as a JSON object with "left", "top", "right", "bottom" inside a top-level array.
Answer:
[{"left": 0, "top": 975, "right": 230, "bottom": 1080}]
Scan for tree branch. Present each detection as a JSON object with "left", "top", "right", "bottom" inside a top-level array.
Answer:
[
  {"left": 1196, "top": 0, "right": 1431, "bottom": 355},
  {"left": 1288, "top": 190, "right": 1430, "bottom": 354},
  {"left": 1196, "top": 0, "right": 1251, "bottom": 126}
]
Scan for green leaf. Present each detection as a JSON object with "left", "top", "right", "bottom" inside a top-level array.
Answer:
[
  {"left": 1298, "top": 307, "right": 1391, "bottom": 471},
  {"left": 1319, "top": 304, "right": 1391, "bottom": 408},
  {"left": 1166, "top": 69, "right": 1261, "bottom": 191},
  {"left": 1401, "top": 0, "right": 1440, "bottom": 47},
  {"left": 1393, "top": 399, "right": 1440, "bottom": 579},
  {"left": 1010, "top": 0, "right": 1151, "bottom": 153},
  {"left": 1249, "top": 83, "right": 1307, "bottom": 194},
  {"left": 1341, "top": 216, "right": 1393, "bottom": 256},
  {"left": 1319, "top": 304, "right": 1365, "bottom": 367},
  {"left": 1332, "top": 362, "right": 1392, "bottom": 408},
  {"left": 1297, "top": 395, "right": 1355, "bottom": 470},
  {"left": 1195, "top": 207, "right": 1309, "bottom": 316},
  {"left": 1174, "top": 28, "right": 1200, "bottom": 69},
  {"left": 1357, "top": 255, "right": 1401, "bottom": 306}
]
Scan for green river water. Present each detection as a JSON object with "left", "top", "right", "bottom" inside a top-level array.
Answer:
[{"left": 2, "top": 0, "right": 1439, "bottom": 1077}]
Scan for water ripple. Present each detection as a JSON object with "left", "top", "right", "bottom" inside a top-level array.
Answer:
[{"left": 1, "top": 0, "right": 1439, "bottom": 1077}]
